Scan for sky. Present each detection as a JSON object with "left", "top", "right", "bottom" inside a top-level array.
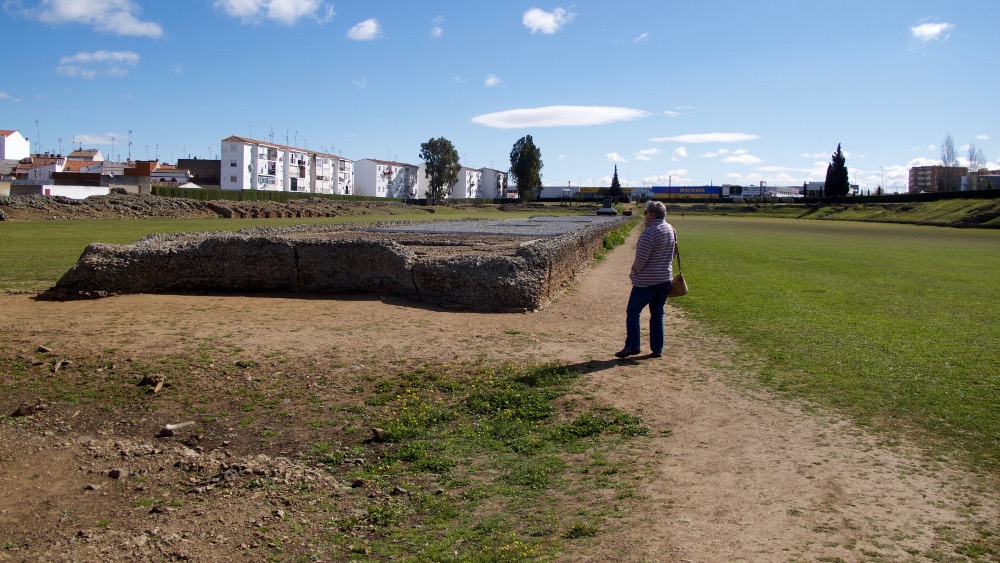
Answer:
[{"left": 2, "top": 0, "right": 998, "bottom": 192}]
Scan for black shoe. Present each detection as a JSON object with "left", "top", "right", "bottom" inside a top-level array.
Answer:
[
  {"left": 615, "top": 347, "right": 641, "bottom": 359},
  {"left": 650, "top": 351, "right": 662, "bottom": 358}
]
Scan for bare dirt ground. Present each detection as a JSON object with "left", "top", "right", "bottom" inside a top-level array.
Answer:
[{"left": 1, "top": 226, "right": 998, "bottom": 561}]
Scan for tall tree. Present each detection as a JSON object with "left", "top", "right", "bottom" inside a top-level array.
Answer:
[
  {"left": 608, "top": 165, "right": 623, "bottom": 201},
  {"left": 967, "top": 143, "right": 987, "bottom": 190},
  {"left": 823, "top": 143, "right": 850, "bottom": 197},
  {"left": 419, "top": 137, "right": 461, "bottom": 205},
  {"left": 509, "top": 135, "right": 543, "bottom": 201},
  {"left": 939, "top": 134, "right": 958, "bottom": 192}
]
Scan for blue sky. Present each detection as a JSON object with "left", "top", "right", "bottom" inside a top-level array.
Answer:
[{"left": 2, "top": 0, "right": 998, "bottom": 192}]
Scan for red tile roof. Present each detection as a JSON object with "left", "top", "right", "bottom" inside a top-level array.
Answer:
[{"left": 62, "top": 160, "right": 90, "bottom": 172}]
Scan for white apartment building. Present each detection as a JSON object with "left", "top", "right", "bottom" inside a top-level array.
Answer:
[
  {"left": 354, "top": 159, "right": 419, "bottom": 198},
  {"left": 220, "top": 136, "right": 353, "bottom": 195},
  {"left": 415, "top": 165, "right": 489, "bottom": 200},
  {"left": 479, "top": 168, "right": 508, "bottom": 199},
  {"left": 448, "top": 167, "right": 483, "bottom": 199},
  {"left": 0, "top": 130, "right": 30, "bottom": 160}
]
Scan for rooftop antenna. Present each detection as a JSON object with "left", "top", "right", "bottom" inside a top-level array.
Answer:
[
  {"left": 127, "top": 130, "right": 132, "bottom": 162},
  {"left": 34, "top": 119, "right": 40, "bottom": 155},
  {"left": 111, "top": 136, "right": 115, "bottom": 162},
  {"left": 58, "top": 137, "right": 63, "bottom": 155},
  {"left": 269, "top": 128, "right": 274, "bottom": 143}
]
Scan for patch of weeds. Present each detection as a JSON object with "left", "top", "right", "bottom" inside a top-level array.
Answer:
[
  {"left": 1, "top": 542, "right": 20, "bottom": 550},
  {"left": 564, "top": 521, "right": 599, "bottom": 539},
  {"left": 297, "top": 361, "right": 648, "bottom": 560},
  {"left": 499, "top": 454, "right": 565, "bottom": 489},
  {"left": 247, "top": 477, "right": 276, "bottom": 490},
  {"left": 96, "top": 519, "right": 111, "bottom": 528}
]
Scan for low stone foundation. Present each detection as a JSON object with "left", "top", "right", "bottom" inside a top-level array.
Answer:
[{"left": 43, "top": 217, "right": 633, "bottom": 311}]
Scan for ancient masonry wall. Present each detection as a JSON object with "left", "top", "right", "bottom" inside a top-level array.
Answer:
[{"left": 44, "top": 218, "right": 632, "bottom": 311}]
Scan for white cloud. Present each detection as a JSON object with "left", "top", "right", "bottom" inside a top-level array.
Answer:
[
  {"left": 664, "top": 111, "right": 681, "bottom": 118},
  {"left": 214, "top": 0, "right": 334, "bottom": 25},
  {"left": 644, "top": 170, "right": 690, "bottom": 185},
  {"left": 927, "top": 144, "right": 937, "bottom": 151},
  {"left": 73, "top": 131, "right": 128, "bottom": 146},
  {"left": 635, "top": 148, "right": 659, "bottom": 161},
  {"left": 0, "top": 91, "right": 9, "bottom": 99},
  {"left": 56, "top": 50, "right": 139, "bottom": 78},
  {"left": 977, "top": 134, "right": 990, "bottom": 140},
  {"left": 430, "top": 15, "right": 444, "bottom": 37},
  {"left": 702, "top": 148, "right": 730, "bottom": 158},
  {"left": 347, "top": 18, "right": 381, "bottom": 40},
  {"left": 471, "top": 105, "right": 649, "bottom": 128},
  {"left": 522, "top": 7, "right": 575, "bottom": 34},
  {"left": 723, "top": 152, "right": 763, "bottom": 165},
  {"left": 801, "top": 152, "right": 826, "bottom": 158},
  {"left": 352, "top": 77, "right": 367, "bottom": 89},
  {"left": 671, "top": 147, "right": 687, "bottom": 160},
  {"left": 911, "top": 20, "right": 953, "bottom": 43},
  {"left": 606, "top": 152, "right": 627, "bottom": 163},
  {"left": 30, "top": 0, "right": 162, "bottom": 38},
  {"left": 633, "top": 32, "right": 649, "bottom": 43},
  {"left": 484, "top": 74, "right": 502, "bottom": 88},
  {"left": 649, "top": 132, "right": 759, "bottom": 143},
  {"left": 908, "top": 157, "right": 940, "bottom": 167}
]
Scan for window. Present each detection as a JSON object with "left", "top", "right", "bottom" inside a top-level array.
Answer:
[
  {"left": 230, "top": 175, "right": 237, "bottom": 182},
  {"left": 230, "top": 161, "right": 237, "bottom": 167}
]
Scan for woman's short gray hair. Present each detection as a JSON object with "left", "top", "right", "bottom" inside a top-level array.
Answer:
[{"left": 644, "top": 201, "right": 666, "bottom": 219}]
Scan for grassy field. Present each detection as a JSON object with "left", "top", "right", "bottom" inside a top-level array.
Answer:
[
  {"left": 673, "top": 216, "right": 1000, "bottom": 469},
  {"left": 1, "top": 212, "right": 999, "bottom": 558},
  {"left": 2, "top": 212, "right": 998, "bottom": 470}
]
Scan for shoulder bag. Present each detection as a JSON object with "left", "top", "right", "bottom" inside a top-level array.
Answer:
[{"left": 668, "top": 239, "right": 688, "bottom": 297}]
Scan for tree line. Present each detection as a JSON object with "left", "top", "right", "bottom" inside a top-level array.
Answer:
[
  {"left": 418, "top": 135, "right": 543, "bottom": 205},
  {"left": 822, "top": 135, "right": 990, "bottom": 197}
]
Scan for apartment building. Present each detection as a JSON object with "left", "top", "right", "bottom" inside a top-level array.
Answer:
[
  {"left": 220, "top": 136, "right": 353, "bottom": 195},
  {"left": 0, "top": 130, "right": 30, "bottom": 160},
  {"left": 479, "top": 168, "right": 508, "bottom": 199},
  {"left": 908, "top": 165, "right": 968, "bottom": 193},
  {"left": 448, "top": 167, "right": 484, "bottom": 199},
  {"left": 354, "top": 159, "right": 419, "bottom": 198}
]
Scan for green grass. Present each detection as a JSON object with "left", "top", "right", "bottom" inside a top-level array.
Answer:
[
  {"left": 0, "top": 208, "right": 584, "bottom": 291},
  {"left": 674, "top": 216, "right": 1000, "bottom": 468},
  {"left": 310, "top": 362, "right": 650, "bottom": 560}
]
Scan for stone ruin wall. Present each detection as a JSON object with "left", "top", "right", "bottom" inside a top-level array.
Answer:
[{"left": 44, "top": 218, "right": 633, "bottom": 312}]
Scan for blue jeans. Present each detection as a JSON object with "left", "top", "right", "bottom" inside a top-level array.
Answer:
[{"left": 624, "top": 281, "right": 671, "bottom": 353}]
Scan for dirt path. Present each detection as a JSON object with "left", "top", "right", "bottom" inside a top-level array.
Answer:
[{"left": 1, "top": 227, "right": 997, "bottom": 561}]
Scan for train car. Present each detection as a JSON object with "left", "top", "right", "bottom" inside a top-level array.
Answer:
[{"left": 649, "top": 185, "right": 721, "bottom": 199}]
